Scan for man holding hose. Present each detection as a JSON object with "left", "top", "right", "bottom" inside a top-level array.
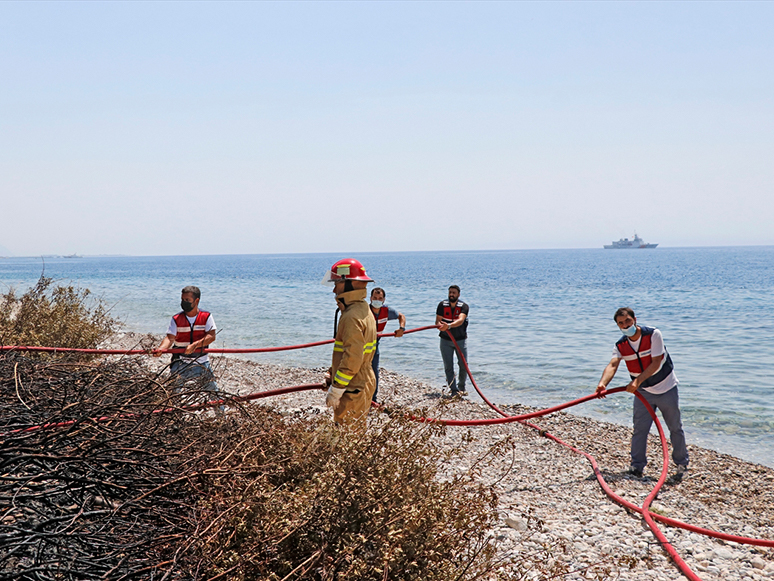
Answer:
[
  {"left": 369, "top": 287, "right": 406, "bottom": 403},
  {"left": 436, "top": 285, "right": 469, "bottom": 398},
  {"left": 596, "top": 307, "right": 689, "bottom": 479}
]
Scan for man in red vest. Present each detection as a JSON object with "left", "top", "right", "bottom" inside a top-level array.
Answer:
[
  {"left": 436, "top": 285, "right": 469, "bottom": 397},
  {"left": 595, "top": 307, "right": 688, "bottom": 479},
  {"left": 154, "top": 285, "right": 218, "bottom": 394},
  {"left": 369, "top": 287, "right": 406, "bottom": 402}
]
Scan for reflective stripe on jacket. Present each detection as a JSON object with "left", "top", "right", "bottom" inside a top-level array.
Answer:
[{"left": 331, "top": 289, "right": 377, "bottom": 393}]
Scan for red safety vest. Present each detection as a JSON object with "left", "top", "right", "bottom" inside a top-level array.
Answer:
[
  {"left": 173, "top": 311, "right": 211, "bottom": 348},
  {"left": 438, "top": 299, "right": 468, "bottom": 340},
  {"left": 373, "top": 306, "right": 390, "bottom": 332},
  {"left": 615, "top": 326, "right": 674, "bottom": 388},
  {"left": 441, "top": 303, "right": 463, "bottom": 323},
  {"left": 617, "top": 331, "right": 653, "bottom": 375}
]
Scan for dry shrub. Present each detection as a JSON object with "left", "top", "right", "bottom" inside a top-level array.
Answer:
[
  {"left": 1, "top": 351, "right": 510, "bottom": 580},
  {"left": 0, "top": 275, "right": 115, "bottom": 349},
  {"left": 185, "top": 412, "right": 509, "bottom": 581}
]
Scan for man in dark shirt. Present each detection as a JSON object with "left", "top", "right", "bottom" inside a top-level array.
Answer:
[{"left": 435, "top": 285, "right": 469, "bottom": 397}]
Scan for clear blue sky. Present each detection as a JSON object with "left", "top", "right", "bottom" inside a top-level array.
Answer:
[{"left": 1, "top": 1, "right": 773, "bottom": 256}]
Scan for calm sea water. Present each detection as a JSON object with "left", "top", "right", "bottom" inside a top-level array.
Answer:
[{"left": 1, "top": 248, "right": 772, "bottom": 467}]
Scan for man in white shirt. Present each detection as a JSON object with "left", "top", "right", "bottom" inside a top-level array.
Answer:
[
  {"left": 154, "top": 285, "right": 218, "bottom": 394},
  {"left": 596, "top": 307, "right": 688, "bottom": 479}
]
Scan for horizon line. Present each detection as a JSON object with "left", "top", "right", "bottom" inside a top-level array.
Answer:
[{"left": 2, "top": 243, "right": 774, "bottom": 260}]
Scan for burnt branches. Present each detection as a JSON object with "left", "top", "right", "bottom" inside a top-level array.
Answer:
[
  {"left": 1, "top": 353, "right": 529, "bottom": 580},
  {"left": 0, "top": 354, "right": 209, "bottom": 580}
]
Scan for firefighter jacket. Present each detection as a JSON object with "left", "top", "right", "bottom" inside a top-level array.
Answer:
[{"left": 331, "top": 288, "right": 377, "bottom": 424}]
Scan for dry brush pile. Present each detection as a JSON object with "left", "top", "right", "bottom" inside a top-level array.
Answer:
[
  {"left": 1, "top": 353, "right": 207, "bottom": 579},
  {"left": 1, "top": 351, "right": 539, "bottom": 580}
]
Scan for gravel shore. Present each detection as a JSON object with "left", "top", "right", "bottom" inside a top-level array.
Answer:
[
  {"left": 122, "top": 331, "right": 773, "bottom": 581},
  {"left": 209, "top": 354, "right": 774, "bottom": 581}
]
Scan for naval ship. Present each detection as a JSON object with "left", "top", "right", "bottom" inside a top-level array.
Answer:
[{"left": 604, "top": 234, "right": 658, "bottom": 249}]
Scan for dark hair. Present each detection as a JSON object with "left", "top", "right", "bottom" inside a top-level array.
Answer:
[
  {"left": 182, "top": 285, "right": 201, "bottom": 300},
  {"left": 448, "top": 285, "right": 460, "bottom": 293},
  {"left": 371, "top": 287, "right": 385, "bottom": 298},
  {"left": 614, "top": 307, "right": 635, "bottom": 322}
]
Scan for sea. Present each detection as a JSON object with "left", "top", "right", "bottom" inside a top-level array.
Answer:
[{"left": 0, "top": 248, "right": 772, "bottom": 468}]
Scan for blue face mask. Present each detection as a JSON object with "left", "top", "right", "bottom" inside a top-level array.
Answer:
[
  {"left": 371, "top": 300, "right": 384, "bottom": 309},
  {"left": 622, "top": 324, "right": 637, "bottom": 337}
]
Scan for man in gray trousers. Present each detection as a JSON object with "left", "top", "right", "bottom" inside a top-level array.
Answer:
[
  {"left": 595, "top": 307, "right": 689, "bottom": 479},
  {"left": 436, "top": 285, "right": 469, "bottom": 397}
]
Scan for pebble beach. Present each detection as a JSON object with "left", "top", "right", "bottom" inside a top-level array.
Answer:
[
  {"left": 103, "top": 325, "right": 774, "bottom": 581},
  {"left": 202, "top": 353, "right": 774, "bottom": 581}
]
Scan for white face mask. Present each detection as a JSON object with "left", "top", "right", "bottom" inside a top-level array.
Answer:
[{"left": 371, "top": 300, "right": 384, "bottom": 309}]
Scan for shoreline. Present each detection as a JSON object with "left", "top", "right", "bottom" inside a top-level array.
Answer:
[
  {"left": 118, "top": 333, "right": 774, "bottom": 579},
  {"left": 109, "top": 326, "right": 774, "bottom": 471}
]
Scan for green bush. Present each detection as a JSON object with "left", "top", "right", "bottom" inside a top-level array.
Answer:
[{"left": 0, "top": 275, "right": 115, "bottom": 349}]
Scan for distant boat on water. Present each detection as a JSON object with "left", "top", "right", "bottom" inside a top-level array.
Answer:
[{"left": 604, "top": 234, "right": 658, "bottom": 249}]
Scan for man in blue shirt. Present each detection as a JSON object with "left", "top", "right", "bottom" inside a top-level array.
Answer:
[{"left": 369, "top": 287, "right": 406, "bottom": 402}]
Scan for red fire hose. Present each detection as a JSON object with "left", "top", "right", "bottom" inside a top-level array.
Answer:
[
  {"left": 438, "top": 331, "right": 771, "bottom": 580},
  {"left": 0, "top": 325, "right": 438, "bottom": 355},
  {"left": 6, "top": 383, "right": 326, "bottom": 436}
]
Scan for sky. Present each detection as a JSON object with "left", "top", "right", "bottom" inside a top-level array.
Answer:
[{"left": 1, "top": 1, "right": 773, "bottom": 256}]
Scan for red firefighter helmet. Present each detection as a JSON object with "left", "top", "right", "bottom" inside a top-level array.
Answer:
[{"left": 321, "top": 258, "right": 374, "bottom": 285}]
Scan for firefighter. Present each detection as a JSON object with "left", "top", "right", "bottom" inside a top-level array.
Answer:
[{"left": 321, "top": 258, "right": 377, "bottom": 427}]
